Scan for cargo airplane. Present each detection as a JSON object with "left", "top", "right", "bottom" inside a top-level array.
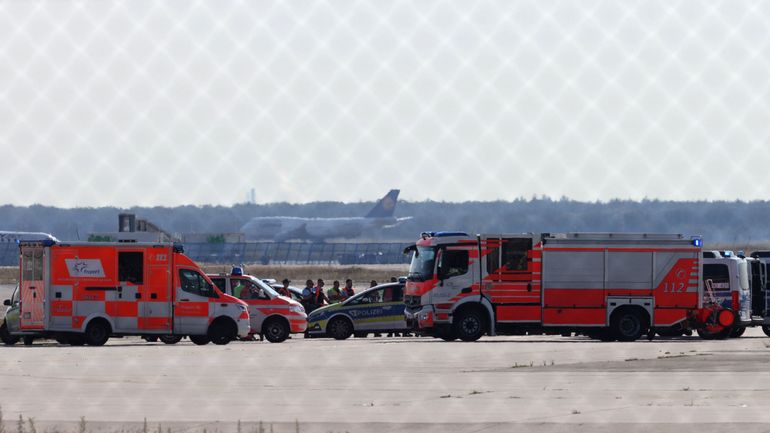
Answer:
[{"left": 240, "top": 190, "right": 411, "bottom": 241}]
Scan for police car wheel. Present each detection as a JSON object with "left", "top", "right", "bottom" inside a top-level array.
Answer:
[
  {"left": 190, "top": 335, "right": 210, "bottom": 345},
  {"left": 84, "top": 320, "right": 111, "bottom": 346},
  {"left": 328, "top": 317, "right": 353, "bottom": 340},
  {"left": 263, "top": 318, "right": 290, "bottom": 343},
  {"left": 763, "top": 325, "right": 770, "bottom": 338},
  {"left": 1, "top": 322, "right": 19, "bottom": 346}
]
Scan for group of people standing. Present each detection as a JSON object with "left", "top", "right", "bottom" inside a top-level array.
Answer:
[
  {"left": 297, "top": 278, "right": 377, "bottom": 312},
  {"left": 273, "top": 278, "right": 381, "bottom": 313}
]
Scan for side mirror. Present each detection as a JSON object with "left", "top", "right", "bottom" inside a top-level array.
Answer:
[{"left": 3, "top": 299, "right": 10, "bottom": 306}]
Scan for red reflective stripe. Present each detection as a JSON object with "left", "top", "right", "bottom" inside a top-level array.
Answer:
[
  {"left": 51, "top": 300, "right": 72, "bottom": 317},
  {"left": 105, "top": 301, "right": 138, "bottom": 317},
  {"left": 175, "top": 302, "right": 209, "bottom": 317},
  {"left": 138, "top": 317, "right": 171, "bottom": 330}
]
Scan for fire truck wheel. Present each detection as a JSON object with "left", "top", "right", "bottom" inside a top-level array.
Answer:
[
  {"left": 763, "top": 325, "right": 770, "bottom": 338},
  {"left": 209, "top": 320, "right": 237, "bottom": 345},
  {"left": 729, "top": 326, "right": 746, "bottom": 338},
  {"left": 697, "top": 327, "right": 731, "bottom": 340},
  {"left": 189, "top": 335, "right": 210, "bottom": 345},
  {"left": 1, "top": 323, "right": 19, "bottom": 346},
  {"left": 327, "top": 317, "right": 353, "bottom": 340},
  {"left": 435, "top": 328, "right": 457, "bottom": 342},
  {"left": 84, "top": 320, "right": 111, "bottom": 346},
  {"left": 22, "top": 336, "right": 34, "bottom": 346},
  {"left": 143, "top": 336, "right": 159, "bottom": 343},
  {"left": 263, "top": 318, "right": 290, "bottom": 343},
  {"left": 160, "top": 335, "right": 183, "bottom": 345},
  {"left": 454, "top": 309, "right": 486, "bottom": 342},
  {"left": 610, "top": 309, "right": 647, "bottom": 342}
]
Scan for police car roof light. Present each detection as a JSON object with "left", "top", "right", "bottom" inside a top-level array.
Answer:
[
  {"left": 231, "top": 266, "right": 243, "bottom": 276},
  {"left": 433, "top": 231, "right": 469, "bottom": 237}
]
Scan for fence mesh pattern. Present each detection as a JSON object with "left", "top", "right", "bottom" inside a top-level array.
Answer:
[{"left": 2, "top": 1, "right": 770, "bottom": 431}]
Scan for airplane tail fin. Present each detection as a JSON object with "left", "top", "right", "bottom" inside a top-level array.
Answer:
[{"left": 365, "top": 189, "right": 400, "bottom": 218}]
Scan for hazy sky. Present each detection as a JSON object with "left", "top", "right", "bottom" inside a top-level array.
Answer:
[{"left": 1, "top": 0, "right": 769, "bottom": 207}]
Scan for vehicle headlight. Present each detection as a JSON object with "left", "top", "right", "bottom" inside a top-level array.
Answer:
[
  {"left": 289, "top": 305, "right": 304, "bottom": 313},
  {"left": 420, "top": 313, "right": 429, "bottom": 320},
  {"left": 238, "top": 305, "right": 248, "bottom": 312}
]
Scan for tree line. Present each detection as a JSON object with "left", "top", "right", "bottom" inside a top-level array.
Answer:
[{"left": 0, "top": 198, "right": 768, "bottom": 244}]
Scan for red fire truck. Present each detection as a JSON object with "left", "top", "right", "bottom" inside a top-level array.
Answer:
[
  {"left": 5, "top": 240, "right": 250, "bottom": 346},
  {"left": 404, "top": 232, "right": 732, "bottom": 342}
]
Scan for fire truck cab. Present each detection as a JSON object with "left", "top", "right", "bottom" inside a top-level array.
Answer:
[
  {"left": 5, "top": 240, "right": 250, "bottom": 346},
  {"left": 208, "top": 268, "right": 307, "bottom": 343},
  {"left": 405, "top": 231, "right": 725, "bottom": 342}
]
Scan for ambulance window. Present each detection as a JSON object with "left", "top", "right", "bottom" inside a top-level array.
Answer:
[
  {"left": 438, "top": 250, "right": 469, "bottom": 279},
  {"left": 210, "top": 278, "right": 227, "bottom": 293},
  {"left": 118, "top": 252, "right": 144, "bottom": 284},
  {"left": 179, "top": 269, "right": 217, "bottom": 298},
  {"left": 703, "top": 264, "right": 730, "bottom": 292}
]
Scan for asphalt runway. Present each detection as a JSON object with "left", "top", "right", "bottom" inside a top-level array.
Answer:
[{"left": 2, "top": 327, "right": 770, "bottom": 432}]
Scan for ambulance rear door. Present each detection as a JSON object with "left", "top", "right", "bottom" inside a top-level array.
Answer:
[{"left": 19, "top": 245, "right": 47, "bottom": 330}]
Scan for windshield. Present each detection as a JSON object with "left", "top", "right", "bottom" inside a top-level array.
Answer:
[
  {"left": 249, "top": 277, "right": 280, "bottom": 298},
  {"left": 409, "top": 246, "right": 436, "bottom": 281}
]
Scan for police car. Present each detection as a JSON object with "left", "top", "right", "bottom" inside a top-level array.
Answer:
[{"left": 306, "top": 282, "right": 408, "bottom": 340}]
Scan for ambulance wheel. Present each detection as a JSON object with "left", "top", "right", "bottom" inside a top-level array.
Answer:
[
  {"left": 729, "top": 326, "right": 746, "bottom": 338},
  {"left": 1, "top": 323, "right": 19, "bottom": 346},
  {"left": 327, "top": 317, "right": 353, "bottom": 340},
  {"left": 68, "top": 334, "right": 86, "bottom": 346},
  {"left": 263, "top": 318, "right": 290, "bottom": 343},
  {"left": 454, "top": 309, "right": 485, "bottom": 342},
  {"left": 85, "top": 320, "right": 111, "bottom": 346},
  {"left": 763, "top": 325, "right": 770, "bottom": 337},
  {"left": 611, "top": 309, "right": 647, "bottom": 342},
  {"left": 23, "top": 336, "right": 34, "bottom": 346},
  {"left": 209, "top": 320, "right": 237, "bottom": 345},
  {"left": 189, "top": 335, "right": 210, "bottom": 345},
  {"left": 160, "top": 335, "right": 183, "bottom": 345}
]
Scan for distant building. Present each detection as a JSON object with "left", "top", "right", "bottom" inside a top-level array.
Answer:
[{"left": 88, "top": 213, "right": 175, "bottom": 243}]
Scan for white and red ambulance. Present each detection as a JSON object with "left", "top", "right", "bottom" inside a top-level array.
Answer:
[
  {"left": 6, "top": 240, "right": 250, "bottom": 346},
  {"left": 209, "top": 268, "right": 307, "bottom": 342}
]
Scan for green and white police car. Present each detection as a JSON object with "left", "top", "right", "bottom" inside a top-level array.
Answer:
[{"left": 306, "top": 282, "right": 408, "bottom": 340}]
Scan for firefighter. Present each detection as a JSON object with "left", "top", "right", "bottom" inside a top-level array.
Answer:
[
  {"left": 313, "top": 279, "right": 328, "bottom": 307},
  {"left": 342, "top": 279, "right": 355, "bottom": 300},
  {"left": 327, "top": 280, "right": 343, "bottom": 304}
]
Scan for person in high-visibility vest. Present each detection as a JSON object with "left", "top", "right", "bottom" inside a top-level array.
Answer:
[
  {"left": 327, "top": 280, "right": 343, "bottom": 304},
  {"left": 232, "top": 280, "right": 246, "bottom": 298}
]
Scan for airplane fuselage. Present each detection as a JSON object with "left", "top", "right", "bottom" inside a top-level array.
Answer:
[{"left": 241, "top": 216, "right": 397, "bottom": 241}]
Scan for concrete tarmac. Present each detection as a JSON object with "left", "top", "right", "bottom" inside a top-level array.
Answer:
[{"left": 1, "top": 326, "right": 770, "bottom": 432}]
